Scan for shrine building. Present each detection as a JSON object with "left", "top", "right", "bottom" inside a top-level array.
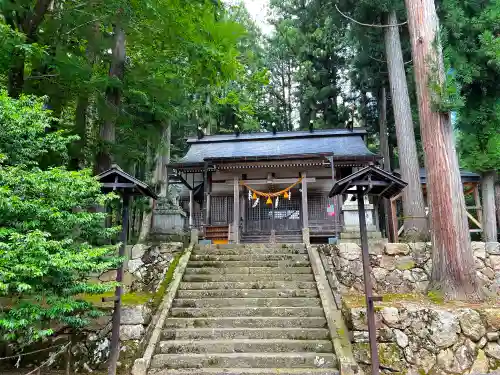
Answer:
[{"left": 168, "top": 128, "right": 381, "bottom": 244}]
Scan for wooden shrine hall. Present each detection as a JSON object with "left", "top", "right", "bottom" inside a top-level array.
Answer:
[{"left": 168, "top": 128, "right": 380, "bottom": 244}]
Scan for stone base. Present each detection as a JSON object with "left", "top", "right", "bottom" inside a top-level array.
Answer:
[
  {"left": 337, "top": 238, "right": 388, "bottom": 247},
  {"left": 340, "top": 230, "right": 383, "bottom": 240},
  {"left": 152, "top": 200, "right": 187, "bottom": 235}
]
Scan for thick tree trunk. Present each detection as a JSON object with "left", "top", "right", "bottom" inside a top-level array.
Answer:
[
  {"left": 8, "top": 52, "right": 25, "bottom": 98},
  {"left": 6, "top": 0, "right": 52, "bottom": 98},
  {"left": 73, "top": 95, "right": 90, "bottom": 169},
  {"left": 496, "top": 181, "right": 500, "bottom": 231},
  {"left": 404, "top": 0, "right": 482, "bottom": 300},
  {"left": 159, "top": 122, "right": 172, "bottom": 198},
  {"left": 481, "top": 171, "right": 498, "bottom": 242},
  {"left": 96, "top": 26, "right": 125, "bottom": 173},
  {"left": 287, "top": 61, "right": 293, "bottom": 131},
  {"left": 379, "top": 87, "right": 394, "bottom": 241},
  {"left": 379, "top": 88, "right": 390, "bottom": 172},
  {"left": 384, "top": 10, "right": 428, "bottom": 239},
  {"left": 138, "top": 140, "right": 153, "bottom": 243},
  {"left": 138, "top": 123, "right": 171, "bottom": 242}
]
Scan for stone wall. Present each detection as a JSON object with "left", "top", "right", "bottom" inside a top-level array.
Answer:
[
  {"left": 343, "top": 297, "right": 500, "bottom": 374},
  {"left": 0, "top": 241, "right": 184, "bottom": 373},
  {"left": 74, "top": 241, "right": 184, "bottom": 372},
  {"left": 320, "top": 242, "right": 500, "bottom": 296}
]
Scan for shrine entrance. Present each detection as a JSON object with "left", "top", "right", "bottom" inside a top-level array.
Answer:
[{"left": 243, "top": 187, "right": 302, "bottom": 235}]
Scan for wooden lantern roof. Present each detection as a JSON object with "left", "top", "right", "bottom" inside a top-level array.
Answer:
[
  {"left": 329, "top": 164, "right": 407, "bottom": 199},
  {"left": 96, "top": 164, "right": 157, "bottom": 198}
]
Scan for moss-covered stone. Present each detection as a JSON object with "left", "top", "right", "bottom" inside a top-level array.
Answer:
[
  {"left": 395, "top": 259, "right": 416, "bottom": 271},
  {"left": 152, "top": 251, "right": 183, "bottom": 308},
  {"left": 80, "top": 291, "right": 153, "bottom": 307},
  {"left": 353, "top": 342, "right": 407, "bottom": 374}
]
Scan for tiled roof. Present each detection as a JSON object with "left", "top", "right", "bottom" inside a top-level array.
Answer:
[
  {"left": 395, "top": 168, "right": 481, "bottom": 183},
  {"left": 178, "top": 129, "right": 377, "bottom": 164}
]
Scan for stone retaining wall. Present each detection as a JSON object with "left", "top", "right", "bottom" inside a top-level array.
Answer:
[
  {"left": 320, "top": 242, "right": 500, "bottom": 296},
  {"left": 74, "top": 241, "right": 184, "bottom": 372},
  {"left": 343, "top": 297, "right": 500, "bottom": 374},
  {"left": 0, "top": 242, "right": 184, "bottom": 373}
]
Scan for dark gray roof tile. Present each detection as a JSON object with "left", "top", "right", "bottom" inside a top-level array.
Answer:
[{"left": 179, "top": 130, "right": 376, "bottom": 164}]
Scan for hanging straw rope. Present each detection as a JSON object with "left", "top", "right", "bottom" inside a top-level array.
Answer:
[{"left": 240, "top": 177, "right": 303, "bottom": 198}]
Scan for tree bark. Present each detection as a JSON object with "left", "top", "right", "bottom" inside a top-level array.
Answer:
[
  {"left": 138, "top": 123, "right": 171, "bottom": 242},
  {"left": 379, "top": 87, "right": 390, "bottom": 172},
  {"left": 379, "top": 87, "right": 394, "bottom": 241},
  {"left": 384, "top": 10, "right": 428, "bottom": 239},
  {"left": 6, "top": 0, "right": 52, "bottom": 98},
  {"left": 73, "top": 95, "right": 90, "bottom": 169},
  {"left": 138, "top": 140, "right": 153, "bottom": 243},
  {"left": 159, "top": 122, "right": 172, "bottom": 198},
  {"left": 481, "top": 171, "right": 497, "bottom": 242},
  {"left": 286, "top": 60, "right": 293, "bottom": 131},
  {"left": 404, "top": 0, "right": 482, "bottom": 300},
  {"left": 495, "top": 181, "right": 500, "bottom": 231},
  {"left": 96, "top": 25, "right": 125, "bottom": 173}
]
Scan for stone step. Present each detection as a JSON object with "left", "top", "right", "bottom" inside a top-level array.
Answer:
[
  {"left": 172, "top": 298, "right": 322, "bottom": 308},
  {"left": 161, "top": 328, "right": 330, "bottom": 340},
  {"left": 184, "top": 267, "right": 312, "bottom": 275},
  {"left": 182, "top": 274, "right": 315, "bottom": 282},
  {"left": 193, "top": 248, "right": 308, "bottom": 255},
  {"left": 196, "top": 244, "right": 306, "bottom": 251},
  {"left": 178, "top": 281, "right": 318, "bottom": 290},
  {"left": 176, "top": 289, "right": 319, "bottom": 298},
  {"left": 190, "top": 254, "right": 309, "bottom": 262},
  {"left": 163, "top": 317, "right": 328, "bottom": 329},
  {"left": 188, "top": 260, "right": 311, "bottom": 268},
  {"left": 150, "top": 352, "right": 337, "bottom": 369},
  {"left": 157, "top": 339, "right": 333, "bottom": 354},
  {"left": 169, "top": 307, "right": 325, "bottom": 318},
  {"left": 149, "top": 368, "right": 339, "bottom": 375}
]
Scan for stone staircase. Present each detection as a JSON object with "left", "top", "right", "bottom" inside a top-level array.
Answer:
[{"left": 148, "top": 243, "right": 339, "bottom": 375}]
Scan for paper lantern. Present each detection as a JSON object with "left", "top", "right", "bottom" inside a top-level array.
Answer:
[
  {"left": 283, "top": 191, "right": 289, "bottom": 199},
  {"left": 252, "top": 192, "right": 257, "bottom": 200},
  {"left": 266, "top": 196, "right": 272, "bottom": 205}
]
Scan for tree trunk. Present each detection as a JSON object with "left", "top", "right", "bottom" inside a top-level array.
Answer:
[
  {"left": 286, "top": 60, "right": 293, "bottom": 131},
  {"left": 159, "top": 122, "right": 172, "bottom": 197},
  {"left": 404, "top": 0, "right": 482, "bottom": 300},
  {"left": 384, "top": 10, "right": 428, "bottom": 239},
  {"left": 379, "top": 87, "right": 394, "bottom": 241},
  {"left": 96, "top": 26, "right": 125, "bottom": 173},
  {"left": 481, "top": 171, "right": 497, "bottom": 242},
  {"left": 6, "top": 0, "right": 52, "bottom": 98},
  {"left": 379, "top": 87, "right": 390, "bottom": 172},
  {"left": 73, "top": 95, "right": 90, "bottom": 169},
  {"left": 495, "top": 181, "right": 500, "bottom": 231},
  {"left": 8, "top": 52, "right": 25, "bottom": 98},
  {"left": 138, "top": 140, "right": 153, "bottom": 243},
  {"left": 138, "top": 123, "right": 171, "bottom": 242}
]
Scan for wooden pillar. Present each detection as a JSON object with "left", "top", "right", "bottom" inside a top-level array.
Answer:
[
  {"left": 301, "top": 172, "right": 309, "bottom": 229},
  {"left": 233, "top": 175, "right": 240, "bottom": 244},
  {"left": 202, "top": 162, "right": 209, "bottom": 229},
  {"left": 189, "top": 189, "right": 194, "bottom": 228}
]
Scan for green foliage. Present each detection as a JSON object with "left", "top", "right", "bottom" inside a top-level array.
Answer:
[
  {"left": 0, "top": 91, "right": 73, "bottom": 166},
  {"left": 440, "top": 0, "right": 500, "bottom": 173},
  {"left": 0, "top": 91, "right": 119, "bottom": 349}
]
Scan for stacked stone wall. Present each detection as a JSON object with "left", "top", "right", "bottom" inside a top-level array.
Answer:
[
  {"left": 320, "top": 241, "right": 500, "bottom": 374},
  {"left": 344, "top": 298, "right": 500, "bottom": 374},
  {"left": 320, "top": 242, "right": 500, "bottom": 296}
]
